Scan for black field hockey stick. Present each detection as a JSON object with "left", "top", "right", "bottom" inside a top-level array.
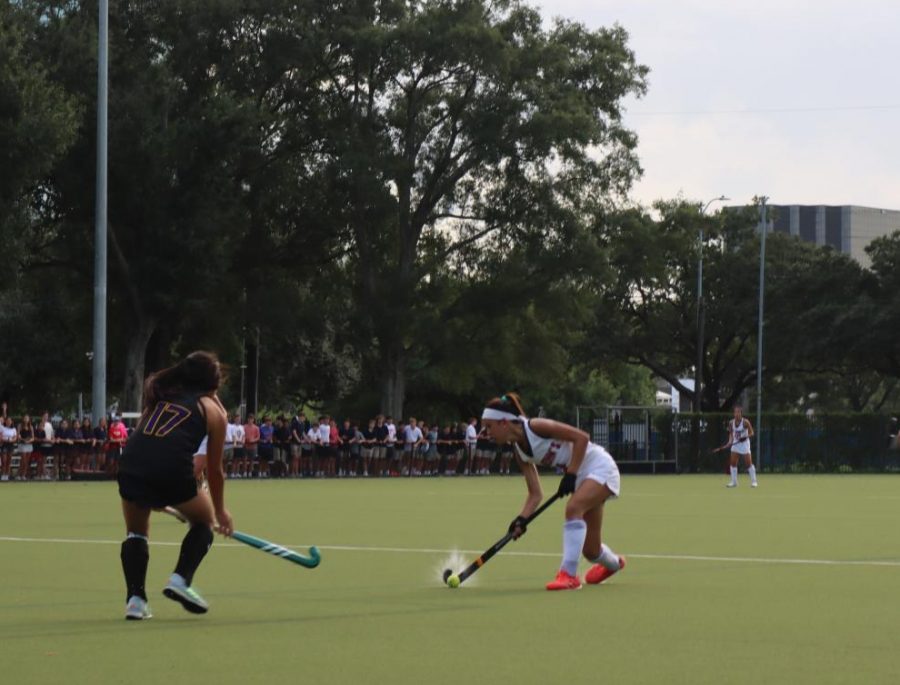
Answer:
[
  {"left": 162, "top": 506, "right": 321, "bottom": 569},
  {"left": 442, "top": 493, "right": 560, "bottom": 587}
]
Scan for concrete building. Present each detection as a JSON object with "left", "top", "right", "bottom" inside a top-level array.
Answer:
[
  {"left": 761, "top": 205, "right": 900, "bottom": 267},
  {"left": 654, "top": 378, "right": 694, "bottom": 413}
]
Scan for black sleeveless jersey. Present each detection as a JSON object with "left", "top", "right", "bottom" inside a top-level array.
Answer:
[{"left": 120, "top": 394, "right": 207, "bottom": 479}]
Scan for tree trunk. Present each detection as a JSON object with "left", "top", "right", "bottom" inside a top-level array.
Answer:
[
  {"left": 703, "top": 378, "right": 720, "bottom": 412},
  {"left": 121, "top": 316, "right": 157, "bottom": 413},
  {"left": 380, "top": 344, "right": 406, "bottom": 419}
]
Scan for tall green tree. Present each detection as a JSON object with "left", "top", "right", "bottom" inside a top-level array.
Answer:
[
  {"left": 0, "top": 1, "right": 80, "bottom": 409},
  {"left": 27, "top": 0, "right": 345, "bottom": 411},
  {"left": 302, "top": 0, "right": 648, "bottom": 416},
  {"left": 0, "top": 1, "right": 78, "bottom": 234},
  {"left": 862, "top": 231, "right": 900, "bottom": 379},
  {"left": 593, "top": 200, "right": 870, "bottom": 411}
]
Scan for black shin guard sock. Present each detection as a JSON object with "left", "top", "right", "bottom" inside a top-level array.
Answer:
[
  {"left": 174, "top": 524, "right": 214, "bottom": 586},
  {"left": 121, "top": 537, "right": 149, "bottom": 602}
]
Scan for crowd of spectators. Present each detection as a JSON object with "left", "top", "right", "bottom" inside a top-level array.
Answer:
[
  {"left": 0, "top": 402, "right": 129, "bottom": 481},
  {"left": 0, "top": 402, "right": 516, "bottom": 481},
  {"left": 222, "top": 412, "right": 515, "bottom": 479}
]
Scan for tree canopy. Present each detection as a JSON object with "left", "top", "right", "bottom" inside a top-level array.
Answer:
[{"left": 1, "top": 0, "right": 897, "bottom": 421}]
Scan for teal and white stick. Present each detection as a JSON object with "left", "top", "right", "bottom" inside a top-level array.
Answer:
[
  {"left": 229, "top": 530, "right": 321, "bottom": 569},
  {"left": 162, "top": 506, "right": 320, "bottom": 569}
]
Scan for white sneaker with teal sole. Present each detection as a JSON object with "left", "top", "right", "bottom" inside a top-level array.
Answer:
[
  {"left": 163, "top": 574, "right": 209, "bottom": 614},
  {"left": 125, "top": 596, "right": 152, "bottom": 620}
]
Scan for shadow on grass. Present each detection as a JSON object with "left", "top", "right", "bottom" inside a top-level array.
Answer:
[{"left": 1, "top": 598, "right": 496, "bottom": 641}]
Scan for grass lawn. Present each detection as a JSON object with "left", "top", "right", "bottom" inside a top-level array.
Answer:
[{"left": 2, "top": 474, "right": 900, "bottom": 684}]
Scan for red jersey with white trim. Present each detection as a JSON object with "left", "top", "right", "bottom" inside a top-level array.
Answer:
[{"left": 513, "top": 420, "right": 613, "bottom": 468}]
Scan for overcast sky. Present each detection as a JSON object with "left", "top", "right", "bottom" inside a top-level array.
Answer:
[{"left": 538, "top": 0, "right": 900, "bottom": 210}]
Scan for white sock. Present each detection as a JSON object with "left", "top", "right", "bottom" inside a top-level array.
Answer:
[
  {"left": 748, "top": 465, "right": 757, "bottom": 483},
  {"left": 730, "top": 466, "right": 738, "bottom": 483},
  {"left": 561, "top": 520, "right": 587, "bottom": 576},
  {"left": 592, "top": 543, "right": 621, "bottom": 571}
]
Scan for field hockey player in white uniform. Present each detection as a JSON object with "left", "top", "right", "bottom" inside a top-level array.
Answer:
[
  {"left": 191, "top": 394, "right": 227, "bottom": 486},
  {"left": 721, "top": 404, "right": 758, "bottom": 488},
  {"left": 480, "top": 393, "right": 625, "bottom": 591}
]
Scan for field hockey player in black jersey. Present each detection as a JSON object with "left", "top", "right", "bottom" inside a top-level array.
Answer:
[{"left": 117, "top": 351, "right": 233, "bottom": 620}]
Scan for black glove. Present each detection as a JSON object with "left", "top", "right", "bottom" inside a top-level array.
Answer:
[
  {"left": 508, "top": 515, "right": 528, "bottom": 540},
  {"left": 557, "top": 472, "right": 577, "bottom": 497}
]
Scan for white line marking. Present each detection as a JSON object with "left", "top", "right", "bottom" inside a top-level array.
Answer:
[
  {"left": 624, "top": 553, "right": 900, "bottom": 567},
  {"left": 313, "top": 544, "right": 900, "bottom": 568},
  {"left": 0, "top": 536, "right": 187, "bottom": 547},
  {"left": 1, "top": 535, "right": 899, "bottom": 568}
]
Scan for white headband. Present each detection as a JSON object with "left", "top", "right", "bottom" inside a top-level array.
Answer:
[{"left": 481, "top": 408, "right": 524, "bottom": 422}]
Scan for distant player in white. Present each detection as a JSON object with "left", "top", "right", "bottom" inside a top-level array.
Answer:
[
  {"left": 720, "top": 404, "right": 758, "bottom": 488},
  {"left": 481, "top": 393, "right": 625, "bottom": 591},
  {"left": 231, "top": 417, "right": 246, "bottom": 478},
  {"left": 464, "top": 418, "right": 478, "bottom": 476},
  {"left": 192, "top": 394, "right": 227, "bottom": 486}
]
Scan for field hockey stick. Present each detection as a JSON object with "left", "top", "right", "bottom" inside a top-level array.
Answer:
[
  {"left": 228, "top": 530, "right": 321, "bottom": 568},
  {"left": 162, "top": 505, "right": 188, "bottom": 522},
  {"left": 161, "top": 506, "right": 321, "bottom": 569},
  {"left": 442, "top": 493, "right": 560, "bottom": 586}
]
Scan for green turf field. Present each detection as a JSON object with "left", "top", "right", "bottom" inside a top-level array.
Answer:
[{"left": 3, "top": 474, "right": 900, "bottom": 684}]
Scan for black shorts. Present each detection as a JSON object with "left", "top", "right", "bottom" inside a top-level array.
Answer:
[{"left": 118, "top": 472, "right": 198, "bottom": 509}]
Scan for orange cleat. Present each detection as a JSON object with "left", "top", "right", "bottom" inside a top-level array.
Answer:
[
  {"left": 585, "top": 555, "right": 626, "bottom": 585},
  {"left": 545, "top": 569, "right": 582, "bottom": 591}
]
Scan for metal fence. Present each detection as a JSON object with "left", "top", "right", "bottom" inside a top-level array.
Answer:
[
  {"left": 577, "top": 406, "right": 676, "bottom": 473},
  {"left": 662, "top": 412, "right": 900, "bottom": 473},
  {"left": 577, "top": 407, "right": 900, "bottom": 473}
]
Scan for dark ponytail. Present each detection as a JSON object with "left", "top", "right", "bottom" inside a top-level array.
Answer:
[
  {"left": 142, "top": 351, "right": 225, "bottom": 410},
  {"left": 484, "top": 392, "right": 527, "bottom": 417}
]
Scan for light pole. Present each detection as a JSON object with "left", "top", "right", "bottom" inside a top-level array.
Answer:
[
  {"left": 91, "top": 0, "right": 108, "bottom": 424},
  {"left": 253, "top": 326, "right": 260, "bottom": 415},
  {"left": 756, "top": 197, "right": 769, "bottom": 468},
  {"left": 695, "top": 195, "right": 729, "bottom": 413},
  {"left": 239, "top": 334, "right": 247, "bottom": 422}
]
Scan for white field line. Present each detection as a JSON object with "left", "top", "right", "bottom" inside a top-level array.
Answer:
[{"left": 1, "top": 535, "right": 899, "bottom": 568}]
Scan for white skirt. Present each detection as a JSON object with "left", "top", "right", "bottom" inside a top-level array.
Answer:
[
  {"left": 576, "top": 445, "right": 621, "bottom": 497},
  {"left": 731, "top": 439, "right": 751, "bottom": 456}
]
